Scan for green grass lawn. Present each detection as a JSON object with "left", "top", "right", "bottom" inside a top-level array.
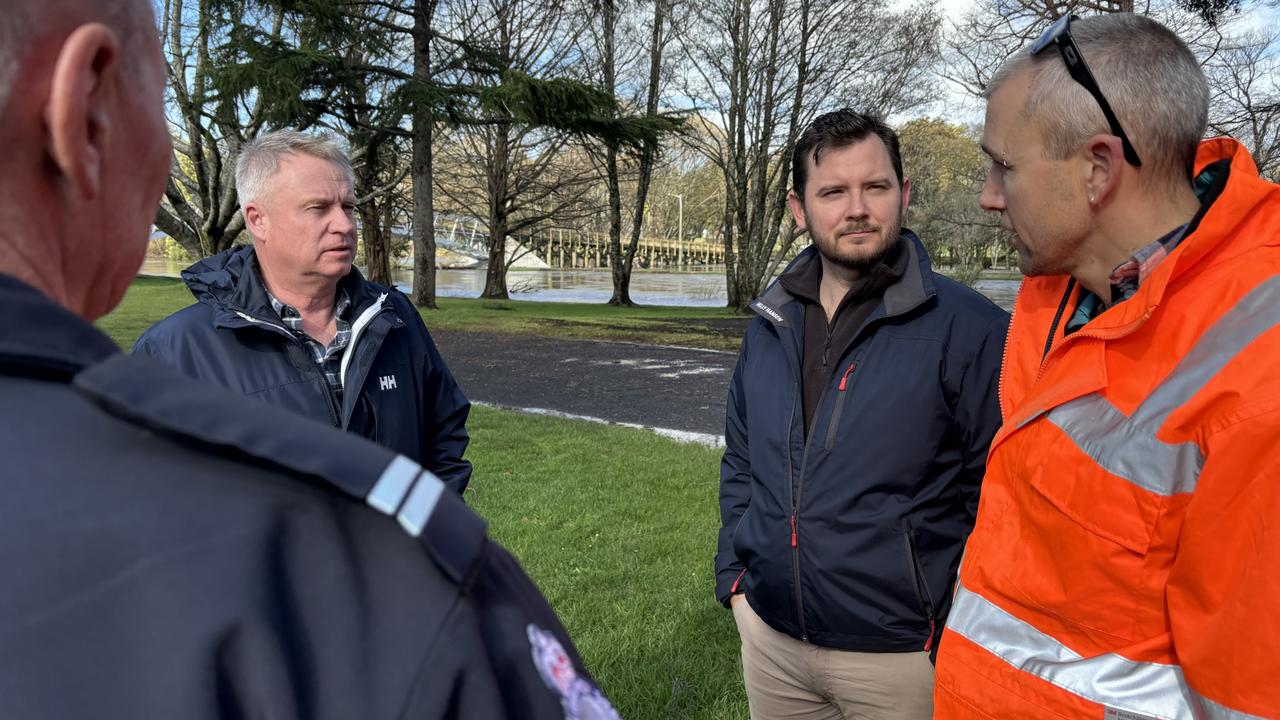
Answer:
[
  {"left": 98, "top": 276, "right": 749, "bottom": 718},
  {"left": 105, "top": 276, "right": 749, "bottom": 351},
  {"left": 467, "top": 407, "right": 745, "bottom": 718}
]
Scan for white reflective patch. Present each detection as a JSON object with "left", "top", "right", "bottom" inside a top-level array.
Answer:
[
  {"left": 1045, "top": 275, "right": 1280, "bottom": 496},
  {"left": 1195, "top": 692, "right": 1269, "bottom": 720},
  {"left": 947, "top": 585, "right": 1196, "bottom": 720},
  {"left": 396, "top": 470, "right": 445, "bottom": 537},
  {"left": 366, "top": 455, "right": 420, "bottom": 515},
  {"left": 1048, "top": 398, "right": 1203, "bottom": 496}
]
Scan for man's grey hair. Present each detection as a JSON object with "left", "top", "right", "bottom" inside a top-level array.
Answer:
[
  {"left": 984, "top": 14, "right": 1209, "bottom": 190},
  {"left": 235, "top": 130, "right": 354, "bottom": 209}
]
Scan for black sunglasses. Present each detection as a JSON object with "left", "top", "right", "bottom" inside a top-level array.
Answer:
[{"left": 1031, "top": 15, "right": 1142, "bottom": 167}]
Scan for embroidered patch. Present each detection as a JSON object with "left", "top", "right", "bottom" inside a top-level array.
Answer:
[{"left": 527, "top": 624, "right": 620, "bottom": 720}]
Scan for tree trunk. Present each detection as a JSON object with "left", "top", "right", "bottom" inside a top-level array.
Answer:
[
  {"left": 481, "top": 126, "right": 512, "bottom": 299},
  {"left": 602, "top": 0, "right": 632, "bottom": 306},
  {"left": 356, "top": 146, "right": 392, "bottom": 286},
  {"left": 410, "top": 0, "right": 439, "bottom": 309},
  {"left": 482, "top": 212, "right": 510, "bottom": 299},
  {"left": 614, "top": 0, "right": 668, "bottom": 306}
]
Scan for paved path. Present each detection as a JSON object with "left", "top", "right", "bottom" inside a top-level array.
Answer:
[{"left": 431, "top": 331, "right": 737, "bottom": 444}]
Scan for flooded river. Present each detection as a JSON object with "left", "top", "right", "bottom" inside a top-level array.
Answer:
[{"left": 139, "top": 258, "right": 1019, "bottom": 311}]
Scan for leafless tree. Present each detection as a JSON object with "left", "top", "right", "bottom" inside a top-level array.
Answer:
[
  {"left": 1205, "top": 28, "right": 1280, "bottom": 179},
  {"left": 157, "top": 0, "right": 283, "bottom": 260},
  {"left": 673, "top": 0, "right": 941, "bottom": 309},
  {"left": 435, "top": 0, "right": 599, "bottom": 299},
  {"left": 941, "top": 0, "right": 1278, "bottom": 180}
]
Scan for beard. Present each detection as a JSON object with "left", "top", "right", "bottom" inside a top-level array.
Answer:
[{"left": 807, "top": 206, "right": 904, "bottom": 273}]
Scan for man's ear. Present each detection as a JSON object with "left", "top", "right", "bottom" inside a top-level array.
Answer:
[
  {"left": 1083, "top": 134, "right": 1125, "bottom": 207},
  {"left": 243, "top": 202, "right": 267, "bottom": 238},
  {"left": 788, "top": 190, "right": 808, "bottom": 231},
  {"left": 900, "top": 177, "right": 912, "bottom": 216},
  {"left": 44, "top": 23, "right": 121, "bottom": 201}
]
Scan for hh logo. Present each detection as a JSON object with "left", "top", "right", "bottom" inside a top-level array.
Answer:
[{"left": 379, "top": 374, "right": 398, "bottom": 391}]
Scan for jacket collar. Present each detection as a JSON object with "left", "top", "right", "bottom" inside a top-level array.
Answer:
[
  {"left": 0, "top": 273, "right": 120, "bottom": 378},
  {"left": 182, "top": 245, "right": 388, "bottom": 323},
  {"left": 750, "top": 228, "right": 937, "bottom": 326}
]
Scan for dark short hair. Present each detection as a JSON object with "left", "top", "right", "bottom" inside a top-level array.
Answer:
[{"left": 791, "top": 110, "right": 903, "bottom": 200}]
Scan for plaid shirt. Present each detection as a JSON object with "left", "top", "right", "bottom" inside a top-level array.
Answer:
[
  {"left": 267, "top": 289, "right": 353, "bottom": 405},
  {"left": 1066, "top": 223, "right": 1189, "bottom": 334}
]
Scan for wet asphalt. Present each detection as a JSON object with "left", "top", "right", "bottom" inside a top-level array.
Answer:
[{"left": 431, "top": 330, "right": 739, "bottom": 439}]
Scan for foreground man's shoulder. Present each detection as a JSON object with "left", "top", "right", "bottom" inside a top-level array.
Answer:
[{"left": 60, "top": 352, "right": 617, "bottom": 718}]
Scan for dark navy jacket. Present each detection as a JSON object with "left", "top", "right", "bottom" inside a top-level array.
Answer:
[
  {"left": 0, "top": 273, "right": 616, "bottom": 719},
  {"left": 134, "top": 246, "right": 471, "bottom": 494},
  {"left": 715, "top": 233, "right": 1009, "bottom": 653}
]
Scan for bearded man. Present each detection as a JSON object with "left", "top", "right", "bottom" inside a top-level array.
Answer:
[{"left": 715, "top": 109, "right": 1008, "bottom": 719}]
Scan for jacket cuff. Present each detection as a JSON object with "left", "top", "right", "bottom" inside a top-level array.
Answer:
[{"left": 716, "top": 567, "right": 747, "bottom": 608}]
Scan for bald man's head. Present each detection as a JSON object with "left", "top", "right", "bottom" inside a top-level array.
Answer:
[
  {"left": 0, "top": 0, "right": 152, "bottom": 125},
  {"left": 0, "top": 0, "right": 170, "bottom": 321}
]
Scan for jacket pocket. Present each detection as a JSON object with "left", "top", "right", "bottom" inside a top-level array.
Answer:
[
  {"left": 824, "top": 358, "right": 861, "bottom": 451},
  {"left": 996, "top": 420, "right": 1167, "bottom": 642},
  {"left": 903, "top": 529, "right": 936, "bottom": 623}
]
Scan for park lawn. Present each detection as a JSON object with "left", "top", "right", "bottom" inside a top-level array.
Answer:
[
  {"left": 99, "top": 276, "right": 749, "bottom": 351},
  {"left": 466, "top": 406, "right": 746, "bottom": 719},
  {"left": 420, "top": 296, "right": 747, "bottom": 351}
]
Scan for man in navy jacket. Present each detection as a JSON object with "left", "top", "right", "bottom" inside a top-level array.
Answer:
[
  {"left": 136, "top": 131, "right": 471, "bottom": 493},
  {"left": 716, "top": 110, "right": 1008, "bottom": 719}
]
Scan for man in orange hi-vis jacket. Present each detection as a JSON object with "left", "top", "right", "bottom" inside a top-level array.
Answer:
[{"left": 933, "top": 12, "right": 1280, "bottom": 720}]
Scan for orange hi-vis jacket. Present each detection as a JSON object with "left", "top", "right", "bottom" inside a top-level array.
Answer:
[{"left": 934, "top": 138, "right": 1280, "bottom": 719}]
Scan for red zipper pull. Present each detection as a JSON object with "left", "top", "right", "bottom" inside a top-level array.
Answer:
[
  {"left": 790, "top": 513, "right": 798, "bottom": 548},
  {"left": 924, "top": 619, "right": 936, "bottom": 652},
  {"left": 838, "top": 361, "right": 858, "bottom": 391}
]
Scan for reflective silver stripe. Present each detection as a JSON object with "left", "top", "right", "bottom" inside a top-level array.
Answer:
[
  {"left": 367, "top": 455, "right": 420, "bottom": 515},
  {"left": 1047, "top": 397, "right": 1203, "bottom": 496},
  {"left": 1196, "top": 693, "right": 1269, "bottom": 720},
  {"left": 1045, "top": 275, "right": 1280, "bottom": 496},
  {"left": 396, "top": 469, "right": 445, "bottom": 537},
  {"left": 948, "top": 584, "right": 1195, "bottom": 720}
]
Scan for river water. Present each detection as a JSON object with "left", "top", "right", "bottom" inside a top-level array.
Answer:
[{"left": 139, "top": 258, "right": 1019, "bottom": 311}]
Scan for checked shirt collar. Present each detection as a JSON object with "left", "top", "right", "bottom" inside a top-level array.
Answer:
[{"left": 266, "top": 287, "right": 353, "bottom": 405}]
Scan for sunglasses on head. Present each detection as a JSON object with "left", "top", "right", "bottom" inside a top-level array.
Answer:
[{"left": 1031, "top": 14, "right": 1142, "bottom": 167}]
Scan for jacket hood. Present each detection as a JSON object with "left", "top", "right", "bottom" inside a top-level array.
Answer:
[
  {"left": 182, "top": 245, "right": 261, "bottom": 312},
  {"left": 750, "top": 228, "right": 936, "bottom": 326}
]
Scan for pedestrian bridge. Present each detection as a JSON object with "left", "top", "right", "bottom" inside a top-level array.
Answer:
[{"left": 437, "top": 220, "right": 727, "bottom": 270}]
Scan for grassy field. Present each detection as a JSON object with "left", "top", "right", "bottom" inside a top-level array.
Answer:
[
  {"left": 97, "top": 276, "right": 749, "bottom": 718},
  {"left": 108, "top": 275, "right": 749, "bottom": 351},
  {"left": 467, "top": 407, "right": 745, "bottom": 718}
]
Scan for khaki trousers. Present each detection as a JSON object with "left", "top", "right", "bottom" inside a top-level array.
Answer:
[{"left": 732, "top": 596, "right": 934, "bottom": 720}]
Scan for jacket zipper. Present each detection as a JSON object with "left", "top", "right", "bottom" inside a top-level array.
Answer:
[
  {"left": 792, "top": 379, "right": 829, "bottom": 644},
  {"left": 998, "top": 294, "right": 1017, "bottom": 422},
  {"left": 233, "top": 310, "right": 342, "bottom": 426},
  {"left": 904, "top": 529, "right": 937, "bottom": 652},
  {"left": 823, "top": 360, "right": 859, "bottom": 450},
  {"left": 785, "top": 378, "right": 810, "bottom": 642},
  {"left": 339, "top": 293, "right": 389, "bottom": 389}
]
